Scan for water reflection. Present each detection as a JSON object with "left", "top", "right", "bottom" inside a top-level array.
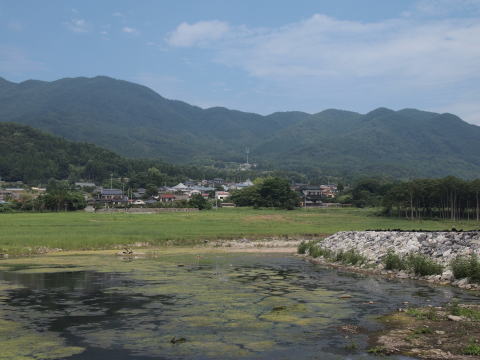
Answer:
[{"left": 0, "top": 252, "right": 478, "bottom": 360}]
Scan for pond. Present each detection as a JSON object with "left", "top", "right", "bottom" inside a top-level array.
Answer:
[{"left": 0, "top": 249, "right": 478, "bottom": 360}]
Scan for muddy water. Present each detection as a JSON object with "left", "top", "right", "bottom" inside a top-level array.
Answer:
[{"left": 0, "top": 250, "right": 478, "bottom": 360}]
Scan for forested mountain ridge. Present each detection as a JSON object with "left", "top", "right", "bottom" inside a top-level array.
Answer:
[
  {"left": 0, "top": 76, "right": 296, "bottom": 163},
  {"left": 0, "top": 123, "right": 226, "bottom": 185},
  {"left": 1, "top": 75, "right": 480, "bottom": 179},
  {"left": 258, "top": 108, "right": 480, "bottom": 178}
]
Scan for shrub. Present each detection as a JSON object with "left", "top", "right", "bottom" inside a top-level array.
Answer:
[
  {"left": 309, "top": 245, "right": 332, "bottom": 259},
  {"left": 451, "top": 256, "right": 471, "bottom": 279},
  {"left": 469, "top": 255, "right": 480, "bottom": 282},
  {"left": 406, "top": 254, "right": 443, "bottom": 276},
  {"left": 334, "top": 250, "right": 345, "bottom": 262},
  {"left": 189, "top": 194, "right": 212, "bottom": 210},
  {"left": 298, "top": 241, "right": 333, "bottom": 259},
  {"left": 344, "top": 249, "right": 367, "bottom": 266},
  {"left": 0, "top": 203, "right": 14, "bottom": 213},
  {"left": 309, "top": 246, "right": 323, "bottom": 258},
  {"left": 384, "top": 250, "right": 407, "bottom": 270},
  {"left": 335, "top": 249, "right": 367, "bottom": 266},
  {"left": 297, "top": 241, "right": 309, "bottom": 254},
  {"left": 451, "top": 255, "right": 480, "bottom": 283}
]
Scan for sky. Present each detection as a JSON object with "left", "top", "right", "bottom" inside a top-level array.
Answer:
[{"left": 1, "top": 0, "right": 480, "bottom": 124}]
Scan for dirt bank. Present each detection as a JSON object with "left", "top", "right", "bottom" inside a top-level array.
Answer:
[{"left": 369, "top": 304, "right": 480, "bottom": 359}]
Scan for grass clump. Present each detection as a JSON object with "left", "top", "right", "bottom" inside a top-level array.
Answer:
[
  {"left": 335, "top": 249, "right": 367, "bottom": 266},
  {"left": 406, "top": 307, "right": 438, "bottom": 321},
  {"left": 382, "top": 251, "right": 443, "bottom": 276},
  {"left": 297, "top": 241, "right": 309, "bottom": 254},
  {"left": 297, "top": 240, "right": 334, "bottom": 259},
  {"left": 451, "top": 255, "right": 480, "bottom": 282},
  {"left": 406, "top": 326, "right": 433, "bottom": 341},
  {"left": 298, "top": 241, "right": 367, "bottom": 265},
  {"left": 310, "top": 246, "right": 333, "bottom": 259},
  {"left": 464, "top": 342, "right": 480, "bottom": 356},
  {"left": 448, "top": 301, "right": 480, "bottom": 321},
  {"left": 344, "top": 342, "right": 358, "bottom": 351},
  {"left": 412, "top": 326, "right": 433, "bottom": 335},
  {"left": 405, "top": 254, "right": 443, "bottom": 276},
  {"left": 384, "top": 250, "right": 407, "bottom": 270},
  {"left": 367, "top": 346, "right": 387, "bottom": 355}
]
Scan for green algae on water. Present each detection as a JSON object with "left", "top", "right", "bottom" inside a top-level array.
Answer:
[
  {"left": 0, "top": 250, "right": 356, "bottom": 359},
  {"left": 0, "top": 313, "right": 84, "bottom": 360}
]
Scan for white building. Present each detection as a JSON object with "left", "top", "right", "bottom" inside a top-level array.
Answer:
[{"left": 215, "top": 191, "right": 231, "bottom": 201}]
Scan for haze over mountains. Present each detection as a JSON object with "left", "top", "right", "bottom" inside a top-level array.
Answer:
[{"left": 1, "top": 75, "right": 480, "bottom": 179}]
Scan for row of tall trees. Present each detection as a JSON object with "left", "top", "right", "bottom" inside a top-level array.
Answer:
[{"left": 382, "top": 177, "right": 480, "bottom": 221}]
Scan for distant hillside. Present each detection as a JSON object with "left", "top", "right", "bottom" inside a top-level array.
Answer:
[
  {"left": 0, "top": 123, "right": 222, "bottom": 185},
  {"left": 0, "top": 76, "right": 297, "bottom": 163},
  {"left": 257, "top": 107, "right": 480, "bottom": 178},
  {"left": 1, "top": 76, "right": 480, "bottom": 179}
]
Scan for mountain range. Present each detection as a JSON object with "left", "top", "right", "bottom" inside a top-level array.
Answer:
[{"left": 1, "top": 75, "right": 479, "bottom": 179}]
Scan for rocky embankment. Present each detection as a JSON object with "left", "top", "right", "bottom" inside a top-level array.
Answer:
[
  {"left": 308, "top": 231, "right": 480, "bottom": 289},
  {"left": 323, "top": 231, "right": 480, "bottom": 266}
]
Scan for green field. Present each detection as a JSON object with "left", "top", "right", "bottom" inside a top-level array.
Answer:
[{"left": 0, "top": 208, "right": 478, "bottom": 255}]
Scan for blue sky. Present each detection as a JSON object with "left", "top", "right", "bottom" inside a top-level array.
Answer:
[{"left": 1, "top": 0, "right": 480, "bottom": 124}]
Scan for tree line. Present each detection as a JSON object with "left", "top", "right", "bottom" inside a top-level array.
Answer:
[
  {"left": 346, "top": 177, "right": 480, "bottom": 221},
  {"left": 383, "top": 177, "right": 480, "bottom": 221}
]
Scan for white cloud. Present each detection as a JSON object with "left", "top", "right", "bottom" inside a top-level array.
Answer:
[
  {"left": 164, "top": 14, "right": 480, "bottom": 85},
  {"left": 122, "top": 26, "right": 139, "bottom": 35},
  {"left": 164, "top": 5, "right": 480, "bottom": 122},
  {"left": 166, "top": 20, "right": 229, "bottom": 47},
  {"left": 65, "top": 18, "right": 91, "bottom": 33},
  {"left": 112, "top": 12, "right": 124, "bottom": 17},
  {"left": 205, "top": 14, "right": 480, "bottom": 88}
]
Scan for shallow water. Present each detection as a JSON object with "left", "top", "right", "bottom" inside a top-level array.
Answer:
[{"left": 0, "top": 250, "right": 478, "bottom": 360}]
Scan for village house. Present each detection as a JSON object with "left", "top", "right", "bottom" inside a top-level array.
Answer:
[
  {"left": 299, "top": 185, "right": 338, "bottom": 207},
  {"left": 96, "top": 189, "right": 128, "bottom": 207},
  {"left": 0, "top": 187, "right": 45, "bottom": 201},
  {"left": 215, "top": 191, "right": 231, "bottom": 201},
  {"left": 226, "top": 179, "right": 254, "bottom": 191},
  {"left": 75, "top": 182, "right": 96, "bottom": 189},
  {"left": 0, "top": 188, "right": 25, "bottom": 201},
  {"left": 159, "top": 194, "right": 176, "bottom": 203}
]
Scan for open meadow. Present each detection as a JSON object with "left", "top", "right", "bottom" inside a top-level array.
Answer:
[{"left": 1, "top": 208, "right": 479, "bottom": 255}]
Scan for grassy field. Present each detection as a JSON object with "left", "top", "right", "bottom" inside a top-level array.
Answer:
[{"left": 0, "top": 208, "right": 478, "bottom": 255}]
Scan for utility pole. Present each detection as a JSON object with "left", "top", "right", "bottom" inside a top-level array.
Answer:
[
  {"left": 122, "top": 180, "right": 126, "bottom": 211},
  {"left": 110, "top": 173, "right": 113, "bottom": 189}
]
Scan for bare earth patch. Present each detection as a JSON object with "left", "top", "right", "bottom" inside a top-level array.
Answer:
[{"left": 370, "top": 305, "right": 480, "bottom": 359}]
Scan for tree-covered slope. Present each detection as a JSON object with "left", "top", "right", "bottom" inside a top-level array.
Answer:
[
  {"left": 256, "top": 108, "right": 480, "bottom": 178},
  {"left": 0, "top": 123, "right": 224, "bottom": 185},
  {"left": 1, "top": 76, "right": 480, "bottom": 179},
  {"left": 0, "top": 76, "right": 299, "bottom": 163}
]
